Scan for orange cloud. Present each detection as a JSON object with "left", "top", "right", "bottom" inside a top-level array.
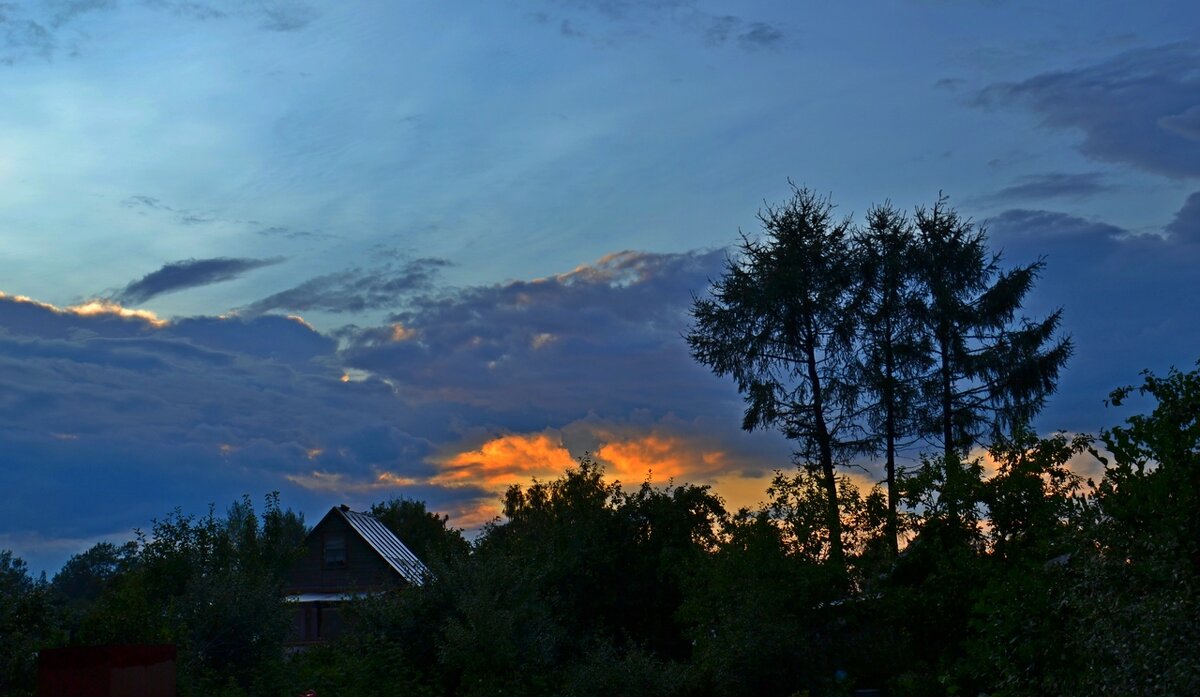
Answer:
[
  {"left": 595, "top": 433, "right": 730, "bottom": 483},
  {"left": 432, "top": 432, "right": 575, "bottom": 487},
  {"left": 390, "top": 323, "right": 417, "bottom": 342}
]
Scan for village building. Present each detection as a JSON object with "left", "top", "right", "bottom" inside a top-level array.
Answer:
[{"left": 284, "top": 504, "right": 429, "bottom": 644}]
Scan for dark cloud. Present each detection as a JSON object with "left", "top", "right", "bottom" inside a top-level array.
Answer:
[
  {"left": 0, "top": 6, "right": 53, "bottom": 65},
  {"left": 257, "top": 1, "right": 316, "bottom": 32},
  {"left": 340, "top": 249, "right": 739, "bottom": 425},
  {"left": 984, "top": 199, "right": 1200, "bottom": 431},
  {"left": 0, "top": 249, "right": 793, "bottom": 572},
  {"left": 115, "top": 257, "right": 285, "bottom": 304},
  {"left": 255, "top": 226, "right": 334, "bottom": 241},
  {"left": 531, "top": 0, "right": 784, "bottom": 52},
  {"left": 1164, "top": 191, "right": 1200, "bottom": 244},
  {"left": 0, "top": 294, "right": 479, "bottom": 572},
  {"left": 975, "top": 43, "right": 1200, "bottom": 178},
  {"left": 241, "top": 257, "right": 451, "bottom": 316},
  {"left": 122, "top": 194, "right": 166, "bottom": 210},
  {"left": 704, "top": 15, "right": 737, "bottom": 46},
  {"left": 559, "top": 18, "right": 584, "bottom": 38},
  {"left": 935, "top": 78, "right": 966, "bottom": 92},
  {"left": 140, "top": 1, "right": 226, "bottom": 21},
  {"left": 48, "top": 0, "right": 115, "bottom": 28},
  {"left": 1158, "top": 105, "right": 1200, "bottom": 141},
  {"left": 738, "top": 22, "right": 783, "bottom": 49},
  {"left": 984, "top": 172, "right": 1114, "bottom": 203},
  {"left": 1, "top": 0, "right": 314, "bottom": 65}
]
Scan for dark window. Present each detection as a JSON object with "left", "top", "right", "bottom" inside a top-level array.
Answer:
[{"left": 324, "top": 534, "right": 347, "bottom": 568}]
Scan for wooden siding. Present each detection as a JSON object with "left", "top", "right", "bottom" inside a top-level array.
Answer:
[{"left": 284, "top": 512, "right": 398, "bottom": 594}]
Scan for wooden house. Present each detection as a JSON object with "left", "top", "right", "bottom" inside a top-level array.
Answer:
[{"left": 284, "top": 504, "right": 429, "bottom": 644}]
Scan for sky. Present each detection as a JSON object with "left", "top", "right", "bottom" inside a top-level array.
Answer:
[{"left": 1, "top": 0, "right": 1198, "bottom": 574}]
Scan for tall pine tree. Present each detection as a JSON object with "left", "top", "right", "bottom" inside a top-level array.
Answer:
[
  {"left": 912, "top": 196, "right": 1072, "bottom": 519},
  {"left": 689, "top": 186, "right": 863, "bottom": 568},
  {"left": 854, "top": 203, "right": 930, "bottom": 555}
]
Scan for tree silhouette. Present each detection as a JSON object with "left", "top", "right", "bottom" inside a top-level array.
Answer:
[{"left": 689, "top": 186, "right": 864, "bottom": 568}]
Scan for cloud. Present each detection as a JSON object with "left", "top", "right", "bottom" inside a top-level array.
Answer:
[
  {"left": 121, "top": 194, "right": 223, "bottom": 227},
  {"left": 529, "top": 0, "right": 784, "bottom": 52},
  {"left": 737, "top": 22, "right": 783, "bottom": 49},
  {"left": 432, "top": 431, "right": 575, "bottom": 488},
  {"left": 340, "top": 249, "right": 739, "bottom": 425},
  {"left": 0, "top": 246, "right": 801, "bottom": 571},
  {"left": 255, "top": 226, "right": 329, "bottom": 240},
  {"left": 1165, "top": 191, "right": 1200, "bottom": 244},
  {"left": 1, "top": 7, "right": 54, "bottom": 65},
  {"left": 241, "top": 257, "right": 451, "bottom": 316},
  {"left": 47, "top": 0, "right": 115, "bottom": 28},
  {"left": 983, "top": 198, "right": 1200, "bottom": 431},
  {"left": 256, "top": 1, "right": 316, "bottom": 32},
  {"left": 983, "top": 172, "right": 1114, "bottom": 203},
  {"left": 1, "top": 0, "right": 316, "bottom": 65},
  {"left": 121, "top": 195, "right": 334, "bottom": 242},
  {"left": 115, "top": 257, "right": 284, "bottom": 304},
  {"left": 974, "top": 43, "right": 1200, "bottom": 178}
]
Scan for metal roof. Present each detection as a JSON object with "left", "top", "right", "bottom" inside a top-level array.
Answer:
[
  {"left": 335, "top": 506, "right": 431, "bottom": 586},
  {"left": 286, "top": 592, "right": 373, "bottom": 603}
]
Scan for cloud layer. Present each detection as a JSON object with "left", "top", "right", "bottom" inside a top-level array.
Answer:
[{"left": 0, "top": 250, "right": 790, "bottom": 572}]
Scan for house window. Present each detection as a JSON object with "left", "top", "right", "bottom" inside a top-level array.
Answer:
[{"left": 324, "top": 534, "right": 347, "bottom": 568}]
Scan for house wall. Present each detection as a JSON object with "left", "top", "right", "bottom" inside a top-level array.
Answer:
[{"left": 285, "top": 512, "right": 396, "bottom": 594}]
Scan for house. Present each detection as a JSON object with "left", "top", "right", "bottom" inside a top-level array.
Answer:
[{"left": 284, "top": 504, "right": 430, "bottom": 644}]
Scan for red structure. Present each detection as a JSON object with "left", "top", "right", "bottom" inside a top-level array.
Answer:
[{"left": 38, "top": 645, "right": 176, "bottom": 697}]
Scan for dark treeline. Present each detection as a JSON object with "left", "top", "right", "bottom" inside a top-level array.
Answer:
[{"left": 2, "top": 191, "right": 1198, "bottom": 696}]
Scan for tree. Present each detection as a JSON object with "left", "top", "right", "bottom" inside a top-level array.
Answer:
[
  {"left": 368, "top": 498, "right": 470, "bottom": 566},
  {"left": 0, "top": 550, "right": 57, "bottom": 697},
  {"left": 689, "top": 186, "right": 862, "bottom": 567},
  {"left": 913, "top": 196, "right": 1072, "bottom": 462},
  {"left": 81, "top": 494, "right": 306, "bottom": 695},
  {"left": 853, "top": 203, "right": 930, "bottom": 555}
]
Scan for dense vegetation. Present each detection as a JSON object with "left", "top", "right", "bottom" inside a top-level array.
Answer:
[{"left": 2, "top": 192, "right": 1196, "bottom": 696}]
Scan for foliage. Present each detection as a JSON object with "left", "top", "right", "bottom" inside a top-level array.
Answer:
[
  {"left": 67, "top": 493, "right": 306, "bottom": 695},
  {"left": 0, "top": 551, "right": 58, "bottom": 697}
]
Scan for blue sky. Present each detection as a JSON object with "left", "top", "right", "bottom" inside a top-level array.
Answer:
[{"left": 1, "top": 0, "right": 1197, "bottom": 573}]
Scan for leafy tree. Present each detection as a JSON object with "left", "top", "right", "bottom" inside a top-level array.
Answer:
[
  {"left": 689, "top": 185, "right": 862, "bottom": 567},
  {"left": 52, "top": 540, "right": 139, "bottom": 641},
  {"left": 1057, "top": 362, "right": 1200, "bottom": 695},
  {"left": 960, "top": 431, "right": 1089, "bottom": 695},
  {"left": 81, "top": 493, "right": 305, "bottom": 696},
  {"left": 0, "top": 551, "right": 57, "bottom": 697}
]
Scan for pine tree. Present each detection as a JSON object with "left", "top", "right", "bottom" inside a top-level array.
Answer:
[
  {"left": 688, "top": 186, "right": 863, "bottom": 567},
  {"left": 912, "top": 196, "right": 1072, "bottom": 518},
  {"left": 854, "top": 203, "right": 930, "bottom": 555}
]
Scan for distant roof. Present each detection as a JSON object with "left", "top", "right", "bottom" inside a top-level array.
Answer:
[
  {"left": 286, "top": 592, "right": 373, "bottom": 603},
  {"left": 332, "top": 506, "right": 431, "bottom": 586}
]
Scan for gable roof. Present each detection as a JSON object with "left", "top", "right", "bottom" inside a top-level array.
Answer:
[{"left": 322, "top": 505, "right": 431, "bottom": 586}]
